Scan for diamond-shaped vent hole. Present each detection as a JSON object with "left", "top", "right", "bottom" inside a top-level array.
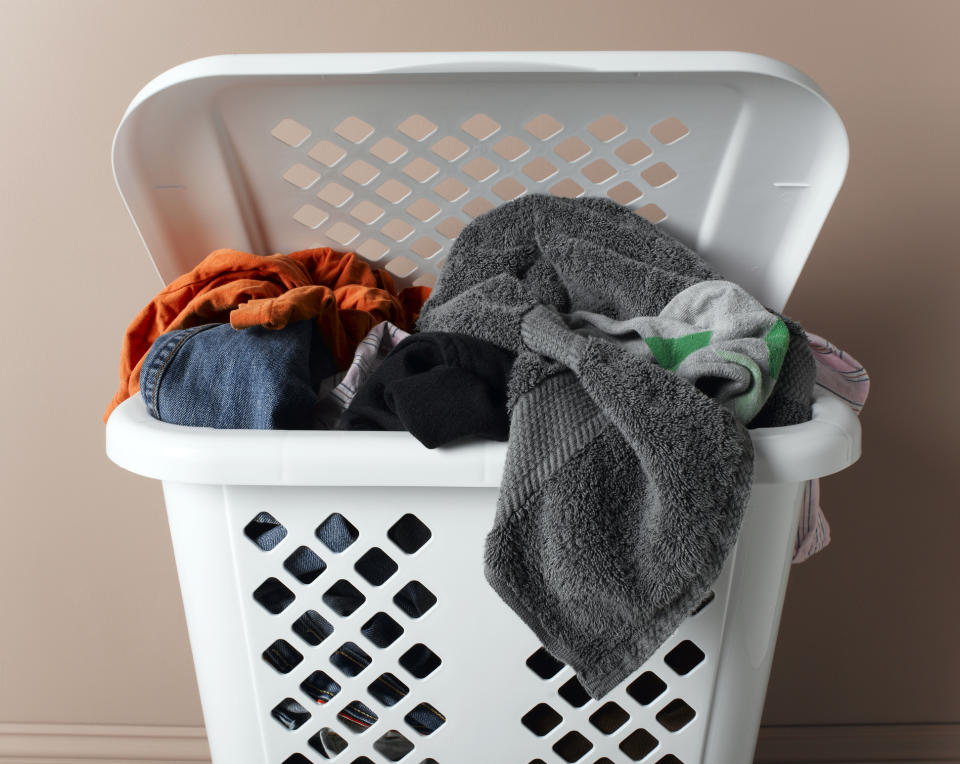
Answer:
[
  {"left": 405, "top": 702, "right": 446, "bottom": 735},
  {"left": 382, "top": 219, "right": 415, "bottom": 242},
  {"left": 398, "top": 114, "right": 437, "bottom": 141},
  {"left": 323, "top": 579, "right": 366, "bottom": 617},
  {"left": 626, "top": 672, "right": 667, "bottom": 706},
  {"left": 526, "top": 647, "right": 564, "bottom": 679},
  {"left": 399, "top": 643, "right": 441, "bottom": 678},
  {"left": 253, "top": 577, "right": 295, "bottom": 614},
  {"left": 463, "top": 197, "right": 495, "bottom": 218},
  {"left": 407, "top": 198, "right": 441, "bottom": 221},
  {"left": 281, "top": 755, "right": 312, "bottom": 764},
  {"left": 301, "top": 670, "right": 341, "bottom": 705},
  {"left": 522, "top": 157, "right": 558, "bottom": 182},
  {"left": 271, "top": 697, "right": 311, "bottom": 730},
  {"left": 263, "top": 639, "right": 303, "bottom": 674},
  {"left": 310, "top": 726, "right": 349, "bottom": 756},
  {"left": 525, "top": 113, "right": 563, "bottom": 140},
  {"left": 434, "top": 177, "right": 468, "bottom": 201},
  {"left": 403, "top": 157, "right": 440, "bottom": 183},
  {"left": 665, "top": 640, "right": 706, "bottom": 675},
  {"left": 410, "top": 237, "right": 443, "bottom": 259},
  {"left": 650, "top": 117, "right": 690, "bottom": 145},
  {"left": 655, "top": 756, "right": 684, "bottom": 763},
  {"left": 607, "top": 181, "right": 644, "bottom": 206},
  {"left": 641, "top": 162, "right": 677, "bottom": 188},
  {"left": 355, "top": 547, "right": 399, "bottom": 586},
  {"left": 691, "top": 591, "right": 715, "bottom": 616},
  {"left": 361, "top": 611, "right": 405, "bottom": 648},
  {"left": 521, "top": 703, "right": 563, "bottom": 736},
  {"left": 388, "top": 514, "right": 432, "bottom": 553},
  {"left": 589, "top": 702, "right": 629, "bottom": 734},
  {"left": 317, "top": 181, "right": 353, "bottom": 208},
  {"left": 553, "top": 731, "right": 593, "bottom": 762},
  {"left": 386, "top": 256, "right": 417, "bottom": 279},
  {"left": 582, "top": 159, "right": 617, "bottom": 184},
  {"left": 369, "top": 672, "right": 410, "bottom": 706},
  {"left": 549, "top": 179, "right": 584, "bottom": 198},
  {"left": 373, "top": 730, "right": 415, "bottom": 761},
  {"left": 413, "top": 273, "right": 437, "bottom": 289},
  {"left": 351, "top": 200, "right": 385, "bottom": 225},
  {"left": 393, "top": 580, "right": 437, "bottom": 618},
  {"left": 309, "top": 139, "right": 347, "bottom": 167},
  {"left": 284, "top": 546, "right": 327, "bottom": 584},
  {"left": 316, "top": 513, "right": 359, "bottom": 553},
  {"left": 293, "top": 205, "right": 329, "bottom": 229},
  {"left": 558, "top": 676, "right": 590, "bottom": 708},
  {"left": 493, "top": 135, "right": 530, "bottom": 160},
  {"left": 370, "top": 137, "right": 408, "bottom": 163},
  {"left": 343, "top": 160, "right": 380, "bottom": 186},
  {"left": 615, "top": 138, "right": 652, "bottom": 165},
  {"left": 656, "top": 699, "right": 696, "bottom": 731},
  {"left": 431, "top": 135, "right": 469, "bottom": 161},
  {"left": 352, "top": 758, "right": 376, "bottom": 764},
  {"left": 283, "top": 163, "right": 321, "bottom": 189},
  {"left": 335, "top": 116, "right": 374, "bottom": 143},
  {"left": 636, "top": 204, "right": 667, "bottom": 223},
  {"left": 492, "top": 177, "right": 526, "bottom": 200},
  {"left": 357, "top": 239, "right": 390, "bottom": 262},
  {"left": 272, "top": 118, "right": 310, "bottom": 147},
  {"left": 588, "top": 114, "right": 627, "bottom": 142},
  {"left": 463, "top": 157, "right": 498, "bottom": 181},
  {"left": 340, "top": 699, "right": 379, "bottom": 732},
  {"left": 461, "top": 113, "right": 500, "bottom": 140},
  {"left": 377, "top": 179, "right": 413, "bottom": 204},
  {"left": 244, "top": 512, "right": 287, "bottom": 551},
  {"left": 292, "top": 609, "right": 334, "bottom": 646},
  {"left": 435, "top": 217, "right": 465, "bottom": 240},
  {"left": 620, "top": 728, "right": 659, "bottom": 760},
  {"left": 554, "top": 136, "right": 591, "bottom": 163},
  {"left": 331, "top": 641, "right": 372, "bottom": 677}
]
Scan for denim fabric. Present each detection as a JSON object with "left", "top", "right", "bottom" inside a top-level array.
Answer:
[
  {"left": 367, "top": 673, "right": 409, "bottom": 706},
  {"left": 316, "top": 513, "right": 359, "bottom": 553},
  {"left": 404, "top": 702, "right": 446, "bottom": 735},
  {"left": 392, "top": 581, "right": 437, "bottom": 618},
  {"left": 330, "top": 641, "right": 371, "bottom": 677},
  {"left": 139, "top": 320, "right": 336, "bottom": 429},
  {"left": 338, "top": 699, "right": 379, "bottom": 732}
]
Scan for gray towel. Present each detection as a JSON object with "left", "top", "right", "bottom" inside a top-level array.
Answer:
[{"left": 418, "top": 195, "right": 765, "bottom": 697}]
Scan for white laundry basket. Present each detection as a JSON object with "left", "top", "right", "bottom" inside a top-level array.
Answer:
[{"left": 106, "top": 52, "right": 861, "bottom": 764}]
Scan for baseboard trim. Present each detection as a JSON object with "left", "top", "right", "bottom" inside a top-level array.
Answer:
[
  {"left": 0, "top": 723, "right": 210, "bottom": 762},
  {"left": 1, "top": 722, "right": 958, "bottom": 762},
  {"left": 756, "top": 723, "right": 960, "bottom": 763}
]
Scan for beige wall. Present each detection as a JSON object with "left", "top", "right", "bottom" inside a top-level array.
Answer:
[{"left": 0, "top": 0, "right": 956, "bottom": 732}]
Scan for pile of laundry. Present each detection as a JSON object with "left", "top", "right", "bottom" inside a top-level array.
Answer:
[{"left": 105, "top": 195, "right": 868, "bottom": 698}]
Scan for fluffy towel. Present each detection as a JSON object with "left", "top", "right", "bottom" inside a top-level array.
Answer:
[
  {"left": 418, "top": 194, "right": 791, "bottom": 697},
  {"left": 105, "top": 247, "right": 430, "bottom": 420}
]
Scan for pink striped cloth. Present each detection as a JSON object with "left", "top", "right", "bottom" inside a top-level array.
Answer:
[{"left": 793, "top": 333, "right": 869, "bottom": 563}]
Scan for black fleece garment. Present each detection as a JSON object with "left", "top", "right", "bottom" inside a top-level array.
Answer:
[{"left": 337, "top": 332, "right": 515, "bottom": 448}]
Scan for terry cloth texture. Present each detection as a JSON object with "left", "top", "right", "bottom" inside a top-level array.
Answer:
[
  {"left": 338, "top": 332, "right": 515, "bottom": 448},
  {"left": 417, "top": 194, "right": 796, "bottom": 697},
  {"left": 105, "top": 247, "right": 430, "bottom": 421}
]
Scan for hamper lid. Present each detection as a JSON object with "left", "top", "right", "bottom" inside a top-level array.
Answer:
[{"left": 113, "top": 51, "right": 847, "bottom": 311}]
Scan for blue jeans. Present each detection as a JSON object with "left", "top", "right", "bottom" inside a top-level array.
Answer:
[{"left": 139, "top": 320, "right": 336, "bottom": 429}]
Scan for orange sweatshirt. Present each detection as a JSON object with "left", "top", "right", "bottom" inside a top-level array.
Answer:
[{"left": 104, "top": 247, "right": 430, "bottom": 421}]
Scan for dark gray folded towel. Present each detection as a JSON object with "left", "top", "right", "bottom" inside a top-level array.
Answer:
[{"left": 417, "top": 194, "right": 757, "bottom": 697}]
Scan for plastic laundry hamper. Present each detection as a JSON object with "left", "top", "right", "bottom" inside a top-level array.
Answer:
[{"left": 105, "top": 52, "right": 861, "bottom": 764}]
